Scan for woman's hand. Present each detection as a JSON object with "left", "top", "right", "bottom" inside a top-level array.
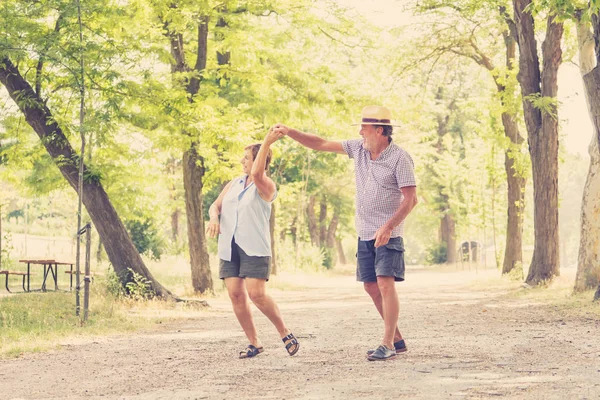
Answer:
[
  {"left": 265, "top": 126, "right": 286, "bottom": 145},
  {"left": 206, "top": 217, "right": 220, "bottom": 238}
]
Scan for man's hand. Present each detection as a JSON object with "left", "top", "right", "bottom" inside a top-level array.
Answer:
[
  {"left": 272, "top": 123, "right": 290, "bottom": 136},
  {"left": 206, "top": 218, "right": 220, "bottom": 238},
  {"left": 374, "top": 224, "right": 393, "bottom": 248},
  {"left": 265, "top": 126, "right": 286, "bottom": 145}
]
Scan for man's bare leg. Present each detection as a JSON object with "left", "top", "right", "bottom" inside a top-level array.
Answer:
[{"left": 364, "top": 280, "right": 403, "bottom": 342}]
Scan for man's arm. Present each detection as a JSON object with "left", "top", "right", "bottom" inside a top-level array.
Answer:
[
  {"left": 373, "top": 186, "right": 418, "bottom": 247},
  {"left": 273, "top": 124, "right": 345, "bottom": 154}
]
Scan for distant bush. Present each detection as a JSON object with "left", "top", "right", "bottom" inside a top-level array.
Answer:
[
  {"left": 125, "top": 219, "right": 163, "bottom": 261},
  {"left": 425, "top": 242, "right": 447, "bottom": 265},
  {"left": 0, "top": 232, "right": 15, "bottom": 270},
  {"left": 277, "top": 239, "right": 326, "bottom": 272}
]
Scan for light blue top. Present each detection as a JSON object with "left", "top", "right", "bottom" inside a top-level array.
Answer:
[{"left": 218, "top": 175, "right": 275, "bottom": 261}]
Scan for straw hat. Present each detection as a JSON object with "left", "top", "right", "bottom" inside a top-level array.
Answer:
[{"left": 352, "top": 105, "right": 400, "bottom": 126}]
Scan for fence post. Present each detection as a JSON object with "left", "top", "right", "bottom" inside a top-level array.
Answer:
[{"left": 83, "top": 224, "right": 92, "bottom": 322}]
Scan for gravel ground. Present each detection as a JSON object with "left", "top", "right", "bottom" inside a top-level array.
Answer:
[{"left": 1, "top": 266, "right": 599, "bottom": 400}]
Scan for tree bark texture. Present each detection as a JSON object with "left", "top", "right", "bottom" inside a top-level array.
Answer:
[
  {"left": 574, "top": 15, "right": 600, "bottom": 296},
  {"left": 513, "top": 0, "right": 562, "bottom": 284},
  {"left": 0, "top": 57, "right": 174, "bottom": 299}
]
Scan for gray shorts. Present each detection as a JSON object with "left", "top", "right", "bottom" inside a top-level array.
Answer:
[
  {"left": 356, "top": 237, "right": 405, "bottom": 282},
  {"left": 219, "top": 239, "right": 271, "bottom": 281}
]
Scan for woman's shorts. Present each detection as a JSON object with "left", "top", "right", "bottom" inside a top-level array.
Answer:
[{"left": 219, "top": 239, "right": 271, "bottom": 281}]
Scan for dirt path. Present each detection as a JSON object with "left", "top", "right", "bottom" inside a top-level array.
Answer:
[{"left": 1, "top": 267, "right": 599, "bottom": 400}]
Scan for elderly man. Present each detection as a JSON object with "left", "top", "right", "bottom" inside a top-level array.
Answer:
[{"left": 273, "top": 106, "right": 417, "bottom": 361}]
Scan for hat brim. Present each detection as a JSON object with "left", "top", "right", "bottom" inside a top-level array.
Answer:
[{"left": 351, "top": 122, "right": 401, "bottom": 126}]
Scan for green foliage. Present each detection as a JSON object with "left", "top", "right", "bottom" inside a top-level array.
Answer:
[
  {"left": 526, "top": 0, "right": 583, "bottom": 19},
  {"left": 105, "top": 266, "right": 154, "bottom": 300},
  {"left": 125, "top": 219, "right": 163, "bottom": 261},
  {"left": 425, "top": 242, "right": 448, "bottom": 265},
  {"left": 105, "top": 267, "right": 126, "bottom": 298},
  {"left": 0, "top": 232, "right": 14, "bottom": 270},
  {"left": 524, "top": 93, "right": 559, "bottom": 120},
  {"left": 277, "top": 239, "right": 326, "bottom": 272},
  {"left": 125, "top": 268, "right": 154, "bottom": 301},
  {"left": 321, "top": 246, "right": 335, "bottom": 270},
  {"left": 2, "top": 0, "right": 586, "bottom": 280}
]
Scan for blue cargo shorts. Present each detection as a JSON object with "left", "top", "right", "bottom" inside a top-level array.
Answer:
[{"left": 356, "top": 236, "right": 405, "bottom": 282}]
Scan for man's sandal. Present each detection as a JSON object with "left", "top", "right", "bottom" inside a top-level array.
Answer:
[
  {"left": 239, "top": 344, "right": 264, "bottom": 359},
  {"left": 282, "top": 333, "right": 300, "bottom": 356}
]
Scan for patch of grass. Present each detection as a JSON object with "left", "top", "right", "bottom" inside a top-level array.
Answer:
[
  {"left": 468, "top": 269, "right": 600, "bottom": 318},
  {"left": 0, "top": 282, "right": 167, "bottom": 359}
]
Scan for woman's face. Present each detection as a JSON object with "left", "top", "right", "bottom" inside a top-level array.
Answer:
[{"left": 241, "top": 149, "right": 254, "bottom": 175}]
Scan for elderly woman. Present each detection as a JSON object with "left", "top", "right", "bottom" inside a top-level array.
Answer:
[{"left": 206, "top": 130, "right": 299, "bottom": 359}]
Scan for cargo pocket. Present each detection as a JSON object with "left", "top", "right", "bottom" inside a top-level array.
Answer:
[
  {"left": 384, "top": 238, "right": 404, "bottom": 253},
  {"left": 382, "top": 238, "right": 405, "bottom": 281}
]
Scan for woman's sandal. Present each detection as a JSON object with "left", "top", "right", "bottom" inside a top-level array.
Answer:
[
  {"left": 282, "top": 333, "right": 300, "bottom": 356},
  {"left": 239, "top": 344, "right": 264, "bottom": 359}
]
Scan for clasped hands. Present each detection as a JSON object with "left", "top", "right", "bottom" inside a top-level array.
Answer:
[{"left": 265, "top": 124, "right": 288, "bottom": 144}]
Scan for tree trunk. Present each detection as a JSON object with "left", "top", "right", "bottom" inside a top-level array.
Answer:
[
  {"left": 335, "top": 238, "right": 347, "bottom": 265},
  {"left": 513, "top": 1, "right": 562, "bottom": 285},
  {"left": 96, "top": 237, "right": 104, "bottom": 263},
  {"left": 574, "top": 15, "right": 600, "bottom": 295},
  {"left": 498, "top": 18, "right": 526, "bottom": 275},
  {"left": 0, "top": 57, "right": 175, "bottom": 299},
  {"left": 574, "top": 137, "right": 600, "bottom": 292},
  {"left": 441, "top": 212, "right": 456, "bottom": 263},
  {"left": 183, "top": 147, "right": 213, "bottom": 293},
  {"left": 319, "top": 196, "right": 327, "bottom": 245},
  {"left": 433, "top": 88, "right": 456, "bottom": 264},
  {"left": 171, "top": 209, "right": 180, "bottom": 241},
  {"left": 166, "top": 157, "right": 180, "bottom": 242},
  {"left": 307, "top": 195, "right": 319, "bottom": 247},
  {"left": 501, "top": 113, "right": 526, "bottom": 274},
  {"left": 166, "top": 15, "right": 213, "bottom": 294},
  {"left": 326, "top": 211, "right": 339, "bottom": 248},
  {"left": 290, "top": 216, "right": 297, "bottom": 245}
]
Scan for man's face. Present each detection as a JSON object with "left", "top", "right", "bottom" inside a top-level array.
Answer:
[
  {"left": 360, "top": 124, "right": 382, "bottom": 151},
  {"left": 240, "top": 149, "right": 254, "bottom": 175}
]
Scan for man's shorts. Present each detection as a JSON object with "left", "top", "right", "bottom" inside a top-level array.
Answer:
[
  {"left": 219, "top": 239, "right": 271, "bottom": 281},
  {"left": 356, "top": 237, "right": 405, "bottom": 282}
]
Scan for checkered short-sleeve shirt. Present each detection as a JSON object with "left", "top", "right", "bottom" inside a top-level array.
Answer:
[{"left": 342, "top": 138, "right": 416, "bottom": 240}]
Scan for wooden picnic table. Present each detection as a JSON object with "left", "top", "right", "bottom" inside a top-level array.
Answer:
[{"left": 17, "top": 259, "right": 75, "bottom": 292}]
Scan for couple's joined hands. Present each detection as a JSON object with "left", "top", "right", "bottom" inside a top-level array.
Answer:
[{"left": 266, "top": 124, "right": 289, "bottom": 144}]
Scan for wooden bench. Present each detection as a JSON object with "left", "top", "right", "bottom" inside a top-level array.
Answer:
[
  {"left": 64, "top": 270, "right": 95, "bottom": 290},
  {"left": 0, "top": 270, "right": 30, "bottom": 293}
]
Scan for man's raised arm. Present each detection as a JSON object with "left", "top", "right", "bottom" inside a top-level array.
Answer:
[{"left": 273, "top": 124, "right": 346, "bottom": 154}]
